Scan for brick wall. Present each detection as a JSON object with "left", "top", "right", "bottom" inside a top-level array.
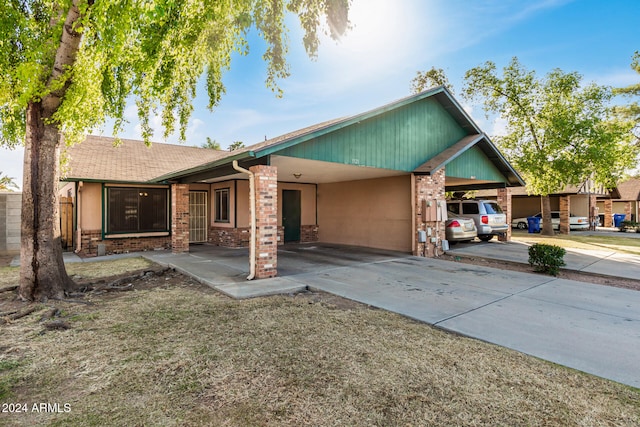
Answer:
[
  {"left": 413, "top": 169, "right": 446, "bottom": 258},
  {"left": 251, "top": 165, "right": 278, "bottom": 278},
  {"left": 558, "top": 195, "right": 570, "bottom": 234},
  {"left": 209, "top": 226, "right": 251, "bottom": 247},
  {"left": 171, "top": 184, "right": 190, "bottom": 253},
  {"left": 624, "top": 202, "right": 632, "bottom": 221},
  {"left": 300, "top": 225, "right": 319, "bottom": 243},
  {"left": 604, "top": 199, "right": 613, "bottom": 227},
  {"left": 496, "top": 188, "right": 512, "bottom": 242},
  {"left": 78, "top": 230, "right": 170, "bottom": 256}
]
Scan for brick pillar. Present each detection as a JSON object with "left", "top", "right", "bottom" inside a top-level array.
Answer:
[
  {"left": 604, "top": 199, "right": 613, "bottom": 227},
  {"left": 171, "top": 183, "right": 190, "bottom": 253},
  {"left": 251, "top": 165, "right": 278, "bottom": 279},
  {"left": 624, "top": 202, "right": 632, "bottom": 221},
  {"left": 413, "top": 169, "right": 446, "bottom": 258},
  {"left": 589, "top": 194, "right": 598, "bottom": 230},
  {"left": 559, "top": 195, "right": 570, "bottom": 235},
  {"left": 496, "top": 188, "right": 512, "bottom": 242}
]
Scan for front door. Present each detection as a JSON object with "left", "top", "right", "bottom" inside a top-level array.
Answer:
[
  {"left": 282, "top": 190, "right": 301, "bottom": 242},
  {"left": 189, "top": 191, "right": 208, "bottom": 243}
]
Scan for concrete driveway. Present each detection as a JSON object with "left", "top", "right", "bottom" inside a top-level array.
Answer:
[{"left": 145, "top": 243, "right": 640, "bottom": 388}]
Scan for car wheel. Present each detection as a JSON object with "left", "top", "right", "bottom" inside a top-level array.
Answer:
[
  {"left": 516, "top": 222, "right": 527, "bottom": 230},
  {"left": 478, "top": 235, "right": 493, "bottom": 242}
]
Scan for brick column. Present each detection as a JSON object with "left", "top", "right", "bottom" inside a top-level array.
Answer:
[
  {"left": 413, "top": 169, "right": 446, "bottom": 258},
  {"left": 589, "top": 194, "right": 598, "bottom": 230},
  {"left": 496, "top": 188, "right": 512, "bottom": 242},
  {"left": 604, "top": 199, "right": 613, "bottom": 227},
  {"left": 171, "top": 183, "right": 190, "bottom": 253},
  {"left": 251, "top": 165, "right": 278, "bottom": 279},
  {"left": 624, "top": 202, "right": 632, "bottom": 221},
  {"left": 558, "top": 195, "right": 570, "bottom": 235}
]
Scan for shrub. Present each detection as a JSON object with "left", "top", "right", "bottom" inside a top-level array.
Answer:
[
  {"left": 619, "top": 220, "right": 640, "bottom": 233},
  {"left": 528, "top": 243, "right": 566, "bottom": 276}
]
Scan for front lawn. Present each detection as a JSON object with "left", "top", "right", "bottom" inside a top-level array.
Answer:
[{"left": 1, "top": 259, "right": 638, "bottom": 426}]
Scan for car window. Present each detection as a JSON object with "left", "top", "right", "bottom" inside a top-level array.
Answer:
[
  {"left": 551, "top": 212, "right": 560, "bottom": 219},
  {"left": 447, "top": 203, "right": 460, "bottom": 214},
  {"left": 483, "top": 202, "right": 503, "bottom": 214},
  {"left": 462, "top": 203, "right": 479, "bottom": 215}
]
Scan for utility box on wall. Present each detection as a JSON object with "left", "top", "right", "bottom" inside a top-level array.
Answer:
[{"left": 0, "top": 192, "right": 22, "bottom": 254}]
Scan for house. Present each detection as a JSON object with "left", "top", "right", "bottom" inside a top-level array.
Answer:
[
  {"left": 60, "top": 87, "right": 524, "bottom": 279},
  {"left": 609, "top": 178, "right": 640, "bottom": 223}
]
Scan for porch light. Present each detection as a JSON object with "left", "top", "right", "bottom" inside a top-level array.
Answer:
[{"left": 293, "top": 173, "right": 302, "bottom": 179}]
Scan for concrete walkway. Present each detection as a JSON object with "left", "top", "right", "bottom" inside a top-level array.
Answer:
[
  {"left": 137, "top": 243, "right": 640, "bottom": 388},
  {"left": 13, "top": 241, "right": 639, "bottom": 388}
]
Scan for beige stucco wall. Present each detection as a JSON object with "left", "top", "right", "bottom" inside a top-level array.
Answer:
[
  {"left": 79, "top": 182, "right": 103, "bottom": 230},
  {"left": 277, "top": 182, "right": 317, "bottom": 226},
  {"left": 317, "top": 175, "right": 412, "bottom": 252}
]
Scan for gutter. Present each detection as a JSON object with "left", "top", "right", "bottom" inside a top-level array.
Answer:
[{"left": 232, "top": 161, "right": 256, "bottom": 280}]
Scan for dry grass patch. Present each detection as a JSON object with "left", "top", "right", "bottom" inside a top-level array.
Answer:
[
  {"left": 0, "top": 257, "right": 155, "bottom": 289},
  {"left": 0, "top": 268, "right": 638, "bottom": 426}
]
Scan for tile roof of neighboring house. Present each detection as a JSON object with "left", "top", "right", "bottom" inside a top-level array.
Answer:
[
  {"left": 617, "top": 178, "right": 640, "bottom": 201},
  {"left": 63, "top": 135, "right": 226, "bottom": 183}
]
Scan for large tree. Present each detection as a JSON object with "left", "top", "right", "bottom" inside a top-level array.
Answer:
[
  {"left": 463, "top": 57, "right": 637, "bottom": 235},
  {"left": 0, "top": 0, "right": 350, "bottom": 301}
]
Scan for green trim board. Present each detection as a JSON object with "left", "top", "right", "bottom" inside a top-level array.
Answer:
[{"left": 445, "top": 146, "right": 507, "bottom": 183}]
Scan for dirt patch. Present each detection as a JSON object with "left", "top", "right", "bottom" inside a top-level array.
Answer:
[{"left": 440, "top": 253, "right": 640, "bottom": 291}]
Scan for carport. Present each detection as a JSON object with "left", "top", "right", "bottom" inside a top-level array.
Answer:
[{"left": 154, "top": 87, "right": 524, "bottom": 279}]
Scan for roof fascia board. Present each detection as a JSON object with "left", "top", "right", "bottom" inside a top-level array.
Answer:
[
  {"left": 151, "top": 151, "right": 256, "bottom": 183},
  {"left": 446, "top": 182, "right": 508, "bottom": 192}
]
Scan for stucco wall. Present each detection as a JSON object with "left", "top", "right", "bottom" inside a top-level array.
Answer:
[
  {"left": 79, "top": 182, "right": 102, "bottom": 230},
  {"left": 0, "top": 192, "right": 21, "bottom": 254},
  {"left": 317, "top": 175, "right": 412, "bottom": 252},
  {"left": 277, "top": 182, "right": 317, "bottom": 226}
]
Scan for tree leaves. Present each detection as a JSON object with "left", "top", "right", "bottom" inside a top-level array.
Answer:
[
  {"left": 463, "top": 57, "right": 637, "bottom": 196},
  {"left": 0, "top": 0, "right": 352, "bottom": 146}
]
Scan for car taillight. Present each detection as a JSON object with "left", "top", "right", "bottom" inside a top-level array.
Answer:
[
  {"left": 481, "top": 215, "right": 488, "bottom": 224},
  {"left": 447, "top": 221, "right": 461, "bottom": 228}
]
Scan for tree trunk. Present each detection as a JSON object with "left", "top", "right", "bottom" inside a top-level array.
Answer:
[
  {"left": 540, "top": 195, "right": 555, "bottom": 236},
  {"left": 18, "top": 1, "right": 84, "bottom": 301},
  {"left": 18, "top": 103, "right": 74, "bottom": 301}
]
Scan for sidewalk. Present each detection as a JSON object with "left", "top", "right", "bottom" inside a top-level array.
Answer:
[{"left": 446, "top": 238, "right": 640, "bottom": 281}]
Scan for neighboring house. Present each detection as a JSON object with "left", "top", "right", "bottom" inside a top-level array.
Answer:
[
  {"left": 60, "top": 87, "right": 524, "bottom": 278},
  {"left": 610, "top": 178, "right": 640, "bottom": 222},
  {"left": 476, "top": 180, "right": 619, "bottom": 232}
]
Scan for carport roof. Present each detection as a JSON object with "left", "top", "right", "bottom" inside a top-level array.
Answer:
[{"left": 153, "top": 86, "right": 524, "bottom": 187}]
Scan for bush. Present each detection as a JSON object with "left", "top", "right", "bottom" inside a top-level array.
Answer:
[
  {"left": 619, "top": 220, "right": 640, "bottom": 233},
  {"left": 528, "top": 243, "right": 566, "bottom": 276}
]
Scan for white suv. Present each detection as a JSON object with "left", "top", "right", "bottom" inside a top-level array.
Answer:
[{"left": 446, "top": 200, "right": 509, "bottom": 242}]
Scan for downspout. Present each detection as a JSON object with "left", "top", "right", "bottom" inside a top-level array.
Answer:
[
  {"left": 232, "top": 161, "right": 256, "bottom": 280},
  {"left": 75, "top": 181, "right": 83, "bottom": 253}
]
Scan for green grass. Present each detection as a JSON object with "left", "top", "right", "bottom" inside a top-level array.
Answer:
[{"left": 512, "top": 232, "right": 640, "bottom": 256}]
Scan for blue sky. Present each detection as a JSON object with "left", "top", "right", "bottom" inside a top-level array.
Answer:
[{"left": 1, "top": 0, "right": 639, "bottom": 189}]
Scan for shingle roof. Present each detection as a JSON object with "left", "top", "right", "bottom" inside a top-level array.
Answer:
[
  {"left": 617, "top": 178, "right": 640, "bottom": 201},
  {"left": 63, "top": 135, "right": 226, "bottom": 182}
]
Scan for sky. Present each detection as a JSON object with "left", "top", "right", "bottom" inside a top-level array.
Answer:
[{"left": 1, "top": 0, "right": 639, "bottom": 190}]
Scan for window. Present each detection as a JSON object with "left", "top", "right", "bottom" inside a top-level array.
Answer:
[
  {"left": 482, "top": 201, "right": 503, "bottom": 214},
  {"left": 462, "top": 203, "right": 480, "bottom": 215},
  {"left": 215, "top": 188, "right": 230, "bottom": 222},
  {"left": 107, "top": 187, "right": 169, "bottom": 234}
]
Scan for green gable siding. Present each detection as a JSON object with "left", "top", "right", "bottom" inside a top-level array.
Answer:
[
  {"left": 274, "top": 98, "right": 467, "bottom": 172},
  {"left": 445, "top": 146, "right": 508, "bottom": 183}
]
